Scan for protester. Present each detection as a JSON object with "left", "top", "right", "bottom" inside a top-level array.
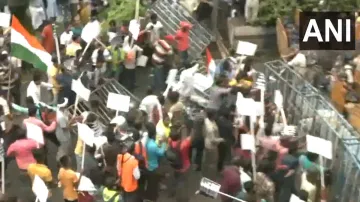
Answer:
[
  {"left": 219, "top": 156, "right": 242, "bottom": 202},
  {"left": 144, "top": 122, "right": 166, "bottom": 201},
  {"left": 58, "top": 155, "right": 81, "bottom": 202},
  {"left": 6, "top": 127, "right": 37, "bottom": 170},
  {"left": 41, "top": 20, "right": 56, "bottom": 54},
  {"left": 23, "top": 105, "right": 57, "bottom": 134},
  {"left": 167, "top": 122, "right": 193, "bottom": 202},
  {"left": 60, "top": 24, "right": 74, "bottom": 50},
  {"left": 66, "top": 35, "right": 83, "bottom": 57},
  {"left": 117, "top": 143, "right": 141, "bottom": 202},
  {"left": 165, "top": 21, "right": 192, "bottom": 67},
  {"left": 27, "top": 148, "right": 53, "bottom": 185},
  {"left": 0, "top": 51, "right": 21, "bottom": 105},
  {"left": 26, "top": 70, "right": 53, "bottom": 104},
  {"left": 202, "top": 109, "right": 224, "bottom": 180}
]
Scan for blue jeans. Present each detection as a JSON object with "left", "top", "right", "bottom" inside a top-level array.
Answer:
[{"left": 152, "top": 65, "right": 166, "bottom": 92}]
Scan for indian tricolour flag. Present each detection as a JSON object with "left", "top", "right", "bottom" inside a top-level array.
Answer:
[
  {"left": 10, "top": 15, "right": 52, "bottom": 72},
  {"left": 205, "top": 48, "right": 216, "bottom": 79}
]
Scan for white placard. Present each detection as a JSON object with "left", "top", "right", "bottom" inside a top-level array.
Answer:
[
  {"left": 254, "top": 101, "right": 264, "bottom": 116},
  {"left": 0, "top": 12, "right": 11, "bottom": 28},
  {"left": 94, "top": 136, "right": 108, "bottom": 150},
  {"left": 290, "top": 194, "right": 305, "bottom": 202},
  {"left": 166, "top": 69, "right": 178, "bottom": 84},
  {"left": 281, "top": 125, "right": 297, "bottom": 136},
  {"left": 71, "top": 79, "right": 90, "bottom": 101},
  {"left": 0, "top": 122, "right": 5, "bottom": 131},
  {"left": 136, "top": 55, "right": 148, "bottom": 67},
  {"left": 274, "top": 90, "right": 283, "bottom": 108},
  {"left": 77, "top": 123, "right": 95, "bottom": 146},
  {"left": 25, "top": 122, "right": 44, "bottom": 144},
  {"left": 81, "top": 20, "right": 101, "bottom": 43},
  {"left": 193, "top": 73, "right": 214, "bottom": 92},
  {"left": 237, "top": 98, "right": 256, "bottom": 116},
  {"left": 76, "top": 173, "right": 97, "bottom": 191},
  {"left": 241, "top": 134, "right": 255, "bottom": 152},
  {"left": 236, "top": 92, "right": 243, "bottom": 105},
  {"left": 32, "top": 175, "right": 49, "bottom": 202},
  {"left": 107, "top": 93, "right": 131, "bottom": 112},
  {"left": 110, "top": 115, "right": 126, "bottom": 125},
  {"left": 108, "top": 32, "right": 117, "bottom": 41},
  {"left": 199, "top": 177, "right": 221, "bottom": 199},
  {"left": 129, "top": 19, "right": 140, "bottom": 40},
  {"left": 236, "top": 41, "right": 258, "bottom": 56},
  {"left": 306, "top": 135, "right": 333, "bottom": 159}
]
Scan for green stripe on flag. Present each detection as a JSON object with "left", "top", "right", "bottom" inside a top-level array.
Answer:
[{"left": 10, "top": 43, "right": 48, "bottom": 72}]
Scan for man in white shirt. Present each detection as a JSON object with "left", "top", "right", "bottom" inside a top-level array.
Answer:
[
  {"left": 123, "top": 35, "right": 143, "bottom": 92},
  {"left": 60, "top": 25, "right": 73, "bottom": 50},
  {"left": 144, "top": 13, "right": 163, "bottom": 46},
  {"left": 245, "top": 0, "right": 259, "bottom": 24},
  {"left": 139, "top": 89, "right": 163, "bottom": 125},
  {"left": 26, "top": 71, "right": 53, "bottom": 104}
]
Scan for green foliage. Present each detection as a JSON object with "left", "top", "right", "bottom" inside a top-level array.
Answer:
[
  {"left": 256, "top": 0, "right": 358, "bottom": 26},
  {"left": 103, "top": 0, "right": 147, "bottom": 23}
]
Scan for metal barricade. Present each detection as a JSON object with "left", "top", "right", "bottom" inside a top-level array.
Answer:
[
  {"left": 66, "top": 79, "right": 140, "bottom": 124},
  {"left": 264, "top": 60, "right": 360, "bottom": 202},
  {"left": 149, "top": 0, "right": 213, "bottom": 61}
]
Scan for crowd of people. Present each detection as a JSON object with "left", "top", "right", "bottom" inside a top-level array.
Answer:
[{"left": 0, "top": 0, "right": 336, "bottom": 202}]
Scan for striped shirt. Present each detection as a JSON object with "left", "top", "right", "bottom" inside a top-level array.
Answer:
[
  {"left": 152, "top": 39, "right": 172, "bottom": 65},
  {"left": 0, "top": 59, "right": 19, "bottom": 90}
]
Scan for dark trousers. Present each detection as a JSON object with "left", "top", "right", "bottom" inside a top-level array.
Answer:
[
  {"left": 151, "top": 66, "right": 166, "bottom": 93},
  {"left": 189, "top": 139, "right": 204, "bottom": 169},
  {"left": 179, "top": 50, "right": 189, "bottom": 68},
  {"left": 217, "top": 141, "right": 232, "bottom": 171},
  {"left": 123, "top": 190, "right": 139, "bottom": 202},
  {"left": 144, "top": 169, "right": 161, "bottom": 201},
  {"left": 169, "top": 169, "right": 190, "bottom": 202},
  {"left": 122, "top": 68, "right": 136, "bottom": 92},
  {"left": 9, "top": 79, "right": 21, "bottom": 105}
]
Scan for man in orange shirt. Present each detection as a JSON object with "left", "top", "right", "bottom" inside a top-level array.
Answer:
[
  {"left": 41, "top": 20, "right": 56, "bottom": 54},
  {"left": 117, "top": 146, "right": 141, "bottom": 202}
]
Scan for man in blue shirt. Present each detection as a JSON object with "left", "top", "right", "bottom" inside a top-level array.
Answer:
[{"left": 144, "top": 122, "right": 166, "bottom": 201}]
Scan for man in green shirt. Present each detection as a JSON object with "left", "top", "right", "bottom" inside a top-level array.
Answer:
[{"left": 107, "top": 44, "right": 125, "bottom": 81}]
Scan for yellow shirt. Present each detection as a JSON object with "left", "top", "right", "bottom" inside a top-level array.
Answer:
[
  {"left": 156, "top": 120, "right": 171, "bottom": 145},
  {"left": 74, "top": 137, "right": 84, "bottom": 156},
  {"left": 58, "top": 168, "right": 79, "bottom": 200},
  {"left": 27, "top": 163, "right": 53, "bottom": 183},
  {"left": 48, "top": 65, "right": 61, "bottom": 95},
  {"left": 66, "top": 42, "right": 82, "bottom": 57},
  {"left": 79, "top": 5, "right": 91, "bottom": 25}
]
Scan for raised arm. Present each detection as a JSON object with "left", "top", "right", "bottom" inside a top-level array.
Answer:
[{"left": 11, "top": 103, "right": 29, "bottom": 114}]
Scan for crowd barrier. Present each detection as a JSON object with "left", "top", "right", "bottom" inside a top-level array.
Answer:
[
  {"left": 66, "top": 79, "right": 140, "bottom": 124},
  {"left": 264, "top": 60, "right": 360, "bottom": 202},
  {"left": 150, "top": 0, "right": 213, "bottom": 61}
]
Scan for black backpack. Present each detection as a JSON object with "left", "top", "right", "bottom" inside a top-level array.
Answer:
[
  {"left": 133, "top": 141, "right": 147, "bottom": 172},
  {"left": 165, "top": 140, "right": 183, "bottom": 170}
]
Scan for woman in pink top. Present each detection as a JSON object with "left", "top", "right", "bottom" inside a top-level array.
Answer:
[
  {"left": 23, "top": 105, "right": 57, "bottom": 133},
  {"left": 7, "top": 129, "right": 38, "bottom": 170}
]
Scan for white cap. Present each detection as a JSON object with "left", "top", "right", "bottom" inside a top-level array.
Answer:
[{"left": 1, "top": 50, "right": 8, "bottom": 55}]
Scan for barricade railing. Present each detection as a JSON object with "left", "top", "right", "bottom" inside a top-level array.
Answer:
[
  {"left": 264, "top": 60, "right": 360, "bottom": 202},
  {"left": 66, "top": 79, "right": 140, "bottom": 124}
]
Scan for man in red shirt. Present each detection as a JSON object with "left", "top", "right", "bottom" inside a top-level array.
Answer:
[
  {"left": 168, "top": 122, "right": 194, "bottom": 202},
  {"left": 165, "top": 21, "right": 192, "bottom": 68},
  {"left": 41, "top": 21, "right": 55, "bottom": 54}
]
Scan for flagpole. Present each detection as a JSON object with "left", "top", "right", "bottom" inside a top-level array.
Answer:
[{"left": 52, "top": 23, "right": 61, "bottom": 64}]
